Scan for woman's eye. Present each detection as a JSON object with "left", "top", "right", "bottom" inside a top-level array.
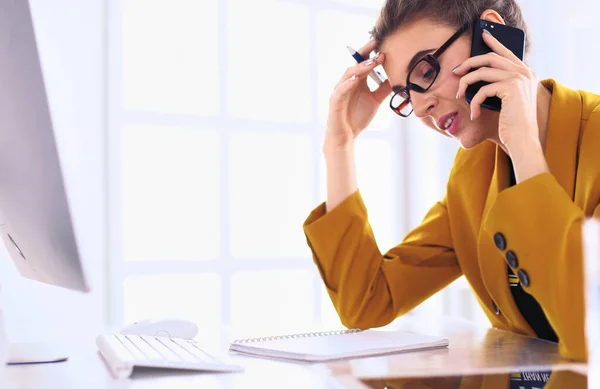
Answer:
[{"left": 423, "top": 69, "right": 434, "bottom": 82}]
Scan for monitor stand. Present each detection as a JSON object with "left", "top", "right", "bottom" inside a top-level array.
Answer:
[
  {"left": 6, "top": 343, "right": 68, "bottom": 365},
  {"left": 0, "top": 285, "right": 68, "bottom": 365}
]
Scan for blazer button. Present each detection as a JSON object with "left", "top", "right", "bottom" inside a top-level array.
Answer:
[
  {"left": 493, "top": 300, "right": 501, "bottom": 315},
  {"left": 494, "top": 233, "right": 506, "bottom": 251},
  {"left": 518, "top": 269, "right": 530, "bottom": 287},
  {"left": 506, "top": 251, "right": 519, "bottom": 268}
]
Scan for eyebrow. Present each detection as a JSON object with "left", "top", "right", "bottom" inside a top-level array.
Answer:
[{"left": 391, "top": 48, "right": 436, "bottom": 93}]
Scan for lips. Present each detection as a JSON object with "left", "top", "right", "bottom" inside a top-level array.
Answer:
[
  {"left": 437, "top": 112, "right": 460, "bottom": 136},
  {"left": 437, "top": 112, "right": 458, "bottom": 131}
]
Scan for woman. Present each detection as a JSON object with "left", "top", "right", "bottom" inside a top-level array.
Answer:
[{"left": 303, "top": 0, "right": 600, "bottom": 362}]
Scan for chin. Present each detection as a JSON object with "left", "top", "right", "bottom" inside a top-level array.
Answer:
[{"left": 455, "top": 130, "right": 486, "bottom": 150}]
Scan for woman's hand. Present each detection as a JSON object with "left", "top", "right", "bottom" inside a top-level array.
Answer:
[
  {"left": 453, "top": 29, "right": 540, "bottom": 150},
  {"left": 325, "top": 40, "right": 391, "bottom": 149}
]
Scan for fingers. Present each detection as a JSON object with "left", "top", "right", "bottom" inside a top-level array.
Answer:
[
  {"left": 329, "top": 43, "right": 386, "bottom": 112},
  {"left": 456, "top": 67, "right": 519, "bottom": 99},
  {"left": 357, "top": 39, "right": 378, "bottom": 60},
  {"left": 330, "top": 53, "right": 389, "bottom": 111},
  {"left": 481, "top": 29, "right": 522, "bottom": 64},
  {"left": 453, "top": 29, "right": 526, "bottom": 76},
  {"left": 468, "top": 81, "right": 507, "bottom": 120},
  {"left": 453, "top": 52, "right": 518, "bottom": 76},
  {"left": 330, "top": 74, "right": 360, "bottom": 112},
  {"left": 335, "top": 52, "right": 385, "bottom": 90},
  {"left": 372, "top": 79, "right": 392, "bottom": 103}
]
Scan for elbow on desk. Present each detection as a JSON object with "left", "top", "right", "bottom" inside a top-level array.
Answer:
[
  {"left": 339, "top": 312, "right": 394, "bottom": 330},
  {"left": 334, "top": 294, "right": 398, "bottom": 330},
  {"left": 330, "top": 275, "right": 418, "bottom": 330}
]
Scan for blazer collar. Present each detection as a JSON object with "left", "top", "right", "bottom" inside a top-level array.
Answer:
[
  {"left": 485, "top": 79, "right": 582, "bottom": 202},
  {"left": 541, "top": 78, "right": 583, "bottom": 199}
]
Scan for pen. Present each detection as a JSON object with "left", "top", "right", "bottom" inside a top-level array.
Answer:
[{"left": 346, "top": 46, "right": 385, "bottom": 86}]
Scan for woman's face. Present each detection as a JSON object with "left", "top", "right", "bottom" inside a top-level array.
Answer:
[{"left": 380, "top": 18, "right": 498, "bottom": 149}]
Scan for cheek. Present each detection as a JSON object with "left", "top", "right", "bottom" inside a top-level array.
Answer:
[
  {"left": 420, "top": 117, "right": 439, "bottom": 132},
  {"left": 435, "top": 70, "right": 461, "bottom": 99},
  {"left": 445, "top": 77, "right": 461, "bottom": 99}
]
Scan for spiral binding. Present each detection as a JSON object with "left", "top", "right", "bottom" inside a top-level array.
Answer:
[{"left": 232, "top": 328, "right": 363, "bottom": 344}]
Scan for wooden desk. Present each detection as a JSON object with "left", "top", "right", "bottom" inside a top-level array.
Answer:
[
  {"left": 329, "top": 318, "right": 586, "bottom": 379},
  {"left": 328, "top": 318, "right": 588, "bottom": 388},
  {"left": 0, "top": 318, "right": 588, "bottom": 389}
]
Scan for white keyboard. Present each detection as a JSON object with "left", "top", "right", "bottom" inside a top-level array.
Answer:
[{"left": 96, "top": 333, "right": 243, "bottom": 379}]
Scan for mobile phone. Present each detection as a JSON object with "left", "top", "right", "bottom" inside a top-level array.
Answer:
[{"left": 465, "top": 19, "right": 526, "bottom": 112}]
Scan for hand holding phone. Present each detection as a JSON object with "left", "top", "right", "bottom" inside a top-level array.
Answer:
[
  {"left": 454, "top": 19, "right": 540, "bottom": 151},
  {"left": 464, "top": 19, "right": 526, "bottom": 112}
]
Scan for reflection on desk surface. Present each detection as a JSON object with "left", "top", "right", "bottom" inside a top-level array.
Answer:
[{"left": 360, "top": 369, "right": 586, "bottom": 389}]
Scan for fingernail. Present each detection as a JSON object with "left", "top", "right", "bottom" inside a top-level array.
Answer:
[
  {"left": 456, "top": 91, "right": 460, "bottom": 99},
  {"left": 365, "top": 59, "right": 374, "bottom": 66},
  {"left": 350, "top": 75, "right": 356, "bottom": 81},
  {"left": 452, "top": 64, "right": 461, "bottom": 73},
  {"left": 483, "top": 29, "right": 491, "bottom": 36},
  {"left": 470, "top": 111, "right": 474, "bottom": 121}
]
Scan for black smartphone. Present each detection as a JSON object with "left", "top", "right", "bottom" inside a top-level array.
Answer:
[{"left": 465, "top": 19, "right": 526, "bottom": 112}]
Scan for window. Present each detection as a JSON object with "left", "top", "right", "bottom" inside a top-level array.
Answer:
[
  {"left": 108, "top": 0, "right": 600, "bottom": 347},
  {"left": 108, "top": 0, "right": 405, "bottom": 346}
]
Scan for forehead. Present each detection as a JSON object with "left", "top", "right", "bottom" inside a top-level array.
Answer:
[{"left": 380, "top": 20, "right": 459, "bottom": 85}]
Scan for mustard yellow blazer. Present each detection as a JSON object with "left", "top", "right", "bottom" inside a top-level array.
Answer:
[{"left": 303, "top": 79, "right": 600, "bottom": 361}]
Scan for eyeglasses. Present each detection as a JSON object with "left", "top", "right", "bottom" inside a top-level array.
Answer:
[{"left": 390, "top": 19, "right": 474, "bottom": 117}]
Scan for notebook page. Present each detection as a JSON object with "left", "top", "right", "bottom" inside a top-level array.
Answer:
[{"left": 250, "top": 330, "right": 447, "bottom": 357}]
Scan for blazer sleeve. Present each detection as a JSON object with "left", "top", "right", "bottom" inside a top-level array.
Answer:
[
  {"left": 482, "top": 172, "right": 600, "bottom": 361},
  {"left": 303, "top": 190, "right": 462, "bottom": 329}
]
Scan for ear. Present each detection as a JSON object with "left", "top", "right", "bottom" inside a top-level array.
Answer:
[{"left": 479, "top": 9, "right": 505, "bottom": 25}]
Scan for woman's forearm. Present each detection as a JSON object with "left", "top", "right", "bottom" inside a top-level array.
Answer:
[
  {"left": 324, "top": 141, "right": 358, "bottom": 212},
  {"left": 507, "top": 135, "right": 549, "bottom": 184}
]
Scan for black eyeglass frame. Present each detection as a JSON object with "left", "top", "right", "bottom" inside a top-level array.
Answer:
[{"left": 390, "top": 18, "right": 475, "bottom": 117}]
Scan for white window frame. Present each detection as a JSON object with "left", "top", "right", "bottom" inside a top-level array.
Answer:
[{"left": 106, "top": 0, "right": 418, "bottom": 331}]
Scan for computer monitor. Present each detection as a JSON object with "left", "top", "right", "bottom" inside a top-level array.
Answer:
[{"left": 0, "top": 0, "right": 91, "bottom": 365}]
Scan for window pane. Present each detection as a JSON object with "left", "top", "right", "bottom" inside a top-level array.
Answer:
[
  {"left": 319, "top": 138, "right": 396, "bottom": 250},
  {"left": 356, "top": 139, "right": 395, "bottom": 250},
  {"left": 231, "top": 270, "right": 313, "bottom": 333},
  {"left": 124, "top": 274, "right": 221, "bottom": 348},
  {"left": 321, "top": 286, "right": 343, "bottom": 329},
  {"left": 317, "top": 11, "right": 392, "bottom": 131},
  {"left": 227, "top": 0, "right": 310, "bottom": 122},
  {"left": 228, "top": 132, "right": 313, "bottom": 259},
  {"left": 122, "top": 0, "right": 219, "bottom": 115},
  {"left": 121, "top": 125, "right": 220, "bottom": 261}
]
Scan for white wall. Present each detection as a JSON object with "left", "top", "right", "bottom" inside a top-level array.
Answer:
[{"left": 0, "top": 0, "right": 107, "bottom": 348}]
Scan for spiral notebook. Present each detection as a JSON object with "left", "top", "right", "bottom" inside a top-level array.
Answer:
[{"left": 229, "top": 329, "right": 449, "bottom": 362}]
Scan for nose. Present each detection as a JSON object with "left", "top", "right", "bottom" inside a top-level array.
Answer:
[{"left": 410, "top": 91, "right": 437, "bottom": 119}]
